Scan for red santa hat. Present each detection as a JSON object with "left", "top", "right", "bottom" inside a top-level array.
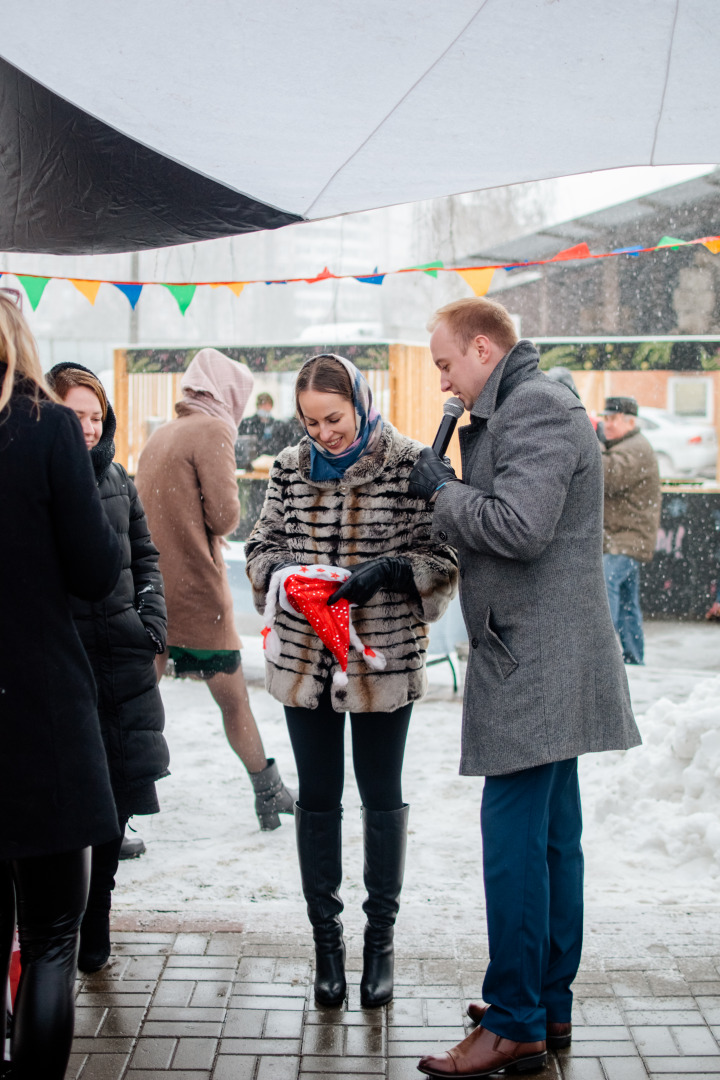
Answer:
[{"left": 261, "top": 564, "right": 386, "bottom": 687}]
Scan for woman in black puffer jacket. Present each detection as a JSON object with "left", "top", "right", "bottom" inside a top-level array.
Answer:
[{"left": 47, "top": 362, "right": 170, "bottom": 973}]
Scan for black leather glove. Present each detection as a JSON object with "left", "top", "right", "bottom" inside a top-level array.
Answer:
[
  {"left": 408, "top": 446, "right": 459, "bottom": 503},
  {"left": 265, "top": 560, "right": 296, "bottom": 592},
  {"left": 328, "top": 557, "right": 414, "bottom": 607},
  {"left": 270, "top": 561, "right": 295, "bottom": 575}
]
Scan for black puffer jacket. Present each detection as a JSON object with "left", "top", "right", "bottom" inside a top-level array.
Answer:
[{"left": 48, "top": 363, "right": 170, "bottom": 820}]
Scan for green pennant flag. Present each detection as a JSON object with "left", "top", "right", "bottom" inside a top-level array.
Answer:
[
  {"left": 17, "top": 275, "right": 50, "bottom": 310},
  {"left": 163, "top": 283, "right": 197, "bottom": 315},
  {"left": 657, "top": 236, "right": 689, "bottom": 249},
  {"left": 413, "top": 261, "right": 444, "bottom": 278}
]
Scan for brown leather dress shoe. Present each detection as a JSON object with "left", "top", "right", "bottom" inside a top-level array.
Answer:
[
  {"left": 417, "top": 1023, "right": 547, "bottom": 1077},
  {"left": 466, "top": 1002, "right": 572, "bottom": 1049}
]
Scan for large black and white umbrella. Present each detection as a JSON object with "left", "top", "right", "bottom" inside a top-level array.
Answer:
[{"left": 1, "top": 0, "right": 718, "bottom": 254}]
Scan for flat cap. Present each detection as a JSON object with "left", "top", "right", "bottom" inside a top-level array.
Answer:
[{"left": 601, "top": 396, "right": 638, "bottom": 416}]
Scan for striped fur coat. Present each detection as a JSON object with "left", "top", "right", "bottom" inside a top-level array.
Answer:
[{"left": 245, "top": 423, "right": 458, "bottom": 712}]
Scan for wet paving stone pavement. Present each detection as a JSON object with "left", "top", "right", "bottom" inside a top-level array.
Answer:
[{"left": 65, "top": 905, "right": 720, "bottom": 1080}]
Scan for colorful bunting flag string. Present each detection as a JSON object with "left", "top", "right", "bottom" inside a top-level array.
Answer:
[{"left": 2, "top": 232, "right": 719, "bottom": 316}]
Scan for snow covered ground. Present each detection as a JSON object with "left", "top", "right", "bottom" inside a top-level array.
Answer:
[{"left": 114, "top": 620, "right": 720, "bottom": 929}]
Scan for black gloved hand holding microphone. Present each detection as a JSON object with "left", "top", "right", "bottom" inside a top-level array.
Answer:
[{"left": 407, "top": 396, "right": 464, "bottom": 503}]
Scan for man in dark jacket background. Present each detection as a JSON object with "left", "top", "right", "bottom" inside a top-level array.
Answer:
[
  {"left": 601, "top": 396, "right": 661, "bottom": 665},
  {"left": 408, "top": 298, "right": 641, "bottom": 1079}
]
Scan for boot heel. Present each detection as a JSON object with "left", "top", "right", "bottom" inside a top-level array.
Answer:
[
  {"left": 257, "top": 809, "right": 280, "bottom": 831},
  {"left": 512, "top": 1051, "right": 548, "bottom": 1073}
]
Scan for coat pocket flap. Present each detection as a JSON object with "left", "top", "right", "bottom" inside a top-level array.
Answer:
[{"left": 483, "top": 608, "right": 519, "bottom": 678}]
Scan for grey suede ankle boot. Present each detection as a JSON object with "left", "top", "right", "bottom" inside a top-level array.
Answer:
[{"left": 250, "top": 758, "right": 296, "bottom": 830}]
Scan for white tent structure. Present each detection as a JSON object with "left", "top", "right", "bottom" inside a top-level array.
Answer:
[{"left": 1, "top": 0, "right": 719, "bottom": 253}]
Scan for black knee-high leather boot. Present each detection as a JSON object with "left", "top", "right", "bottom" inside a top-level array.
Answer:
[
  {"left": 360, "top": 804, "right": 409, "bottom": 1008},
  {"left": 295, "top": 804, "right": 346, "bottom": 1006}
]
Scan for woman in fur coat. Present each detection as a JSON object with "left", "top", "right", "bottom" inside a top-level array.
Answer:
[
  {"left": 47, "top": 363, "right": 170, "bottom": 975},
  {"left": 245, "top": 353, "right": 458, "bottom": 1009}
]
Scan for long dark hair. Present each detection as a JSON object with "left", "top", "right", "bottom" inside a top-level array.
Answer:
[{"left": 295, "top": 354, "right": 353, "bottom": 421}]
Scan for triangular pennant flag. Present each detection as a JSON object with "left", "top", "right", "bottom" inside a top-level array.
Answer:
[
  {"left": 209, "top": 282, "right": 245, "bottom": 297},
  {"left": 265, "top": 280, "right": 288, "bottom": 285},
  {"left": 355, "top": 267, "right": 385, "bottom": 285},
  {"left": 657, "top": 236, "right": 689, "bottom": 249},
  {"left": 17, "top": 276, "right": 50, "bottom": 311},
  {"left": 112, "top": 282, "right": 143, "bottom": 309},
  {"left": 71, "top": 279, "right": 101, "bottom": 305},
  {"left": 304, "top": 267, "right": 334, "bottom": 284},
  {"left": 163, "top": 284, "right": 197, "bottom": 315},
  {"left": 550, "top": 243, "right": 591, "bottom": 262},
  {"left": 701, "top": 237, "right": 720, "bottom": 255},
  {"left": 457, "top": 268, "right": 495, "bottom": 296},
  {"left": 412, "top": 261, "right": 444, "bottom": 277},
  {"left": 611, "top": 245, "right": 644, "bottom": 257}
]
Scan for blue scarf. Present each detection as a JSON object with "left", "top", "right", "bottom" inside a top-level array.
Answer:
[{"left": 299, "top": 354, "right": 383, "bottom": 482}]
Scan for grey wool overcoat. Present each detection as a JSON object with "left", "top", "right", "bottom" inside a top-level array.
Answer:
[{"left": 432, "top": 340, "right": 641, "bottom": 777}]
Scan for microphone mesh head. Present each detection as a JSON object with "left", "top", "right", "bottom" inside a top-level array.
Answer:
[{"left": 443, "top": 396, "right": 464, "bottom": 419}]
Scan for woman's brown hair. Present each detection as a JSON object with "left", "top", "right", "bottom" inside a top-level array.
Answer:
[
  {"left": 295, "top": 354, "right": 353, "bottom": 420},
  {"left": 49, "top": 367, "right": 108, "bottom": 420},
  {"left": 0, "top": 290, "right": 57, "bottom": 416}
]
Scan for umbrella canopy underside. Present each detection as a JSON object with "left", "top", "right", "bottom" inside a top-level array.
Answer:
[{"left": 1, "top": 0, "right": 718, "bottom": 253}]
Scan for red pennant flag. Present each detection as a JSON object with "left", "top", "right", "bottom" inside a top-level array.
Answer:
[
  {"left": 550, "top": 243, "right": 591, "bottom": 262},
  {"left": 304, "top": 266, "right": 335, "bottom": 283}
]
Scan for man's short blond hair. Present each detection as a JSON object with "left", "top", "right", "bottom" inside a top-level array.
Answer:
[{"left": 429, "top": 297, "right": 518, "bottom": 355}]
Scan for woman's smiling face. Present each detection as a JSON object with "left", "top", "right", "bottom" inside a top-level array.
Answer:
[
  {"left": 298, "top": 389, "right": 356, "bottom": 455},
  {"left": 63, "top": 385, "right": 104, "bottom": 449}
]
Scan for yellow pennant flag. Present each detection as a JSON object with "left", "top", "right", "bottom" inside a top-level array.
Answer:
[
  {"left": 70, "top": 279, "right": 101, "bottom": 305},
  {"left": 210, "top": 282, "right": 245, "bottom": 297},
  {"left": 457, "top": 268, "right": 495, "bottom": 296},
  {"left": 703, "top": 238, "right": 720, "bottom": 255}
]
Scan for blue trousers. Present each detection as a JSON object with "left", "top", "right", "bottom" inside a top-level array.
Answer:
[
  {"left": 603, "top": 553, "right": 644, "bottom": 665},
  {"left": 480, "top": 758, "right": 584, "bottom": 1043}
]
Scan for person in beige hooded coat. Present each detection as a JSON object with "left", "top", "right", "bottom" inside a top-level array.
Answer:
[{"left": 135, "top": 349, "right": 295, "bottom": 830}]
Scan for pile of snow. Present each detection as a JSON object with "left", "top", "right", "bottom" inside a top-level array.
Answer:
[
  {"left": 583, "top": 674, "right": 720, "bottom": 887},
  {"left": 114, "top": 635, "right": 720, "bottom": 919}
]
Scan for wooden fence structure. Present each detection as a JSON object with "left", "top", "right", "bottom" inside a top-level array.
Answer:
[{"left": 113, "top": 344, "right": 466, "bottom": 474}]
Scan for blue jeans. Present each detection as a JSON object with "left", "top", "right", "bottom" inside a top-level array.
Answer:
[
  {"left": 603, "top": 553, "right": 644, "bottom": 665},
  {"left": 480, "top": 759, "right": 584, "bottom": 1043}
]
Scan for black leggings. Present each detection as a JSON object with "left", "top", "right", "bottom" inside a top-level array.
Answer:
[
  {"left": 285, "top": 685, "right": 412, "bottom": 812},
  {"left": 0, "top": 847, "right": 90, "bottom": 1080}
]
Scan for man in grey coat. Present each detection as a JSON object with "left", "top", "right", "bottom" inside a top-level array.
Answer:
[{"left": 409, "top": 298, "right": 641, "bottom": 1079}]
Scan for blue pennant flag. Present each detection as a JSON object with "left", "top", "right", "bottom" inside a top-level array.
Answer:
[
  {"left": 355, "top": 267, "right": 385, "bottom": 285},
  {"left": 611, "top": 245, "right": 643, "bottom": 258},
  {"left": 113, "top": 282, "right": 143, "bottom": 309}
]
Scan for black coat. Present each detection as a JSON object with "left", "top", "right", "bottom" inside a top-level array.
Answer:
[
  {"left": 48, "top": 364, "right": 170, "bottom": 821},
  {"left": 0, "top": 381, "right": 122, "bottom": 860}
]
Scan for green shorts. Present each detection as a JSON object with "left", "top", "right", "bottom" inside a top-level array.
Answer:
[{"left": 168, "top": 647, "right": 241, "bottom": 679}]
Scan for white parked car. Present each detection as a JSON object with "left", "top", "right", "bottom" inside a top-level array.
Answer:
[{"left": 634, "top": 407, "right": 717, "bottom": 478}]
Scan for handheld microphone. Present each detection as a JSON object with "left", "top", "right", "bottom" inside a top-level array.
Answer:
[{"left": 431, "top": 397, "right": 464, "bottom": 458}]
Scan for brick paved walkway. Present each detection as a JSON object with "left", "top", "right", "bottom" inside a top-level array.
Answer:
[{"left": 65, "top": 905, "right": 720, "bottom": 1080}]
